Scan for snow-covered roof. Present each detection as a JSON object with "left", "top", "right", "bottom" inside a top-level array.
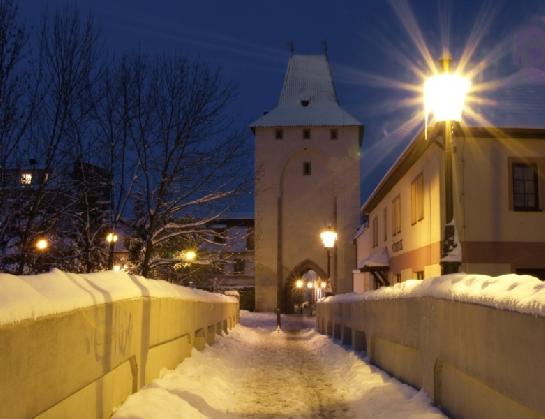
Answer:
[
  {"left": 251, "top": 54, "right": 361, "bottom": 128},
  {"left": 357, "top": 247, "right": 390, "bottom": 269}
]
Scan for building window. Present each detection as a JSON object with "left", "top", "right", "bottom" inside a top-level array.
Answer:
[
  {"left": 415, "top": 271, "right": 424, "bottom": 280},
  {"left": 392, "top": 195, "right": 401, "bottom": 235},
  {"left": 330, "top": 129, "right": 338, "bottom": 140},
  {"left": 233, "top": 259, "right": 245, "bottom": 274},
  {"left": 411, "top": 173, "right": 424, "bottom": 224},
  {"left": 246, "top": 231, "right": 255, "bottom": 250},
  {"left": 512, "top": 163, "right": 539, "bottom": 211},
  {"left": 303, "top": 129, "right": 311, "bottom": 139},
  {"left": 395, "top": 273, "right": 401, "bottom": 283},
  {"left": 303, "top": 161, "right": 311, "bottom": 176},
  {"left": 275, "top": 128, "right": 283, "bottom": 139},
  {"left": 372, "top": 216, "right": 379, "bottom": 248},
  {"left": 20, "top": 172, "right": 32, "bottom": 185},
  {"left": 383, "top": 207, "right": 387, "bottom": 241},
  {"left": 213, "top": 229, "right": 226, "bottom": 244}
]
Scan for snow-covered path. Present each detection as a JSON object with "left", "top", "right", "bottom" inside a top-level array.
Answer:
[{"left": 113, "top": 312, "right": 445, "bottom": 418}]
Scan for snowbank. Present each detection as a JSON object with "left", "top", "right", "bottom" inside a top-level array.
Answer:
[
  {"left": 0, "top": 268, "right": 236, "bottom": 327},
  {"left": 322, "top": 273, "right": 545, "bottom": 317}
]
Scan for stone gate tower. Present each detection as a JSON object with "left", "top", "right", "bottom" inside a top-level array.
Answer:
[{"left": 251, "top": 54, "right": 363, "bottom": 312}]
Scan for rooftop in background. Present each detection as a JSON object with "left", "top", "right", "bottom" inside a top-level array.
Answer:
[{"left": 251, "top": 54, "right": 361, "bottom": 128}]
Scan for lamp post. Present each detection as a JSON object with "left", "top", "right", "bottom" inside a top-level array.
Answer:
[
  {"left": 424, "top": 52, "right": 470, "bottom": 274},
  {"left": 35, "top": 238, "right": 49, "bottom": 252},
  {"left": 34, "top": 238, "right": 49, "bottom": 272},
  {"left": 320, "top": 226, "right": 337, "bottom": 293},
  {"left": 106, "top": 232, "right": 118, "bottom": 270},
  {"left": 181, "top": 249, "right": 197, "bottom": 265}
]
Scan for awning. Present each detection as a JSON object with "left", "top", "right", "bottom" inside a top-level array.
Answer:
[{"left": 357, "top": 247, "right": 390, "bottom": 270}]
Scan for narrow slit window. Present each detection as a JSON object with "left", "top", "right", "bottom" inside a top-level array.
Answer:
[
  {"left": 330, "top": 129, "right": 338, "bottom": 140},
  {"left": 303, "top": 161, "right": 312, "bottom": 176},
  {"left": 275, "top": 128, "right": 283, "bottom": 139},
  {"left": 303, "top": 129, "right": 311, "bottom": 139}
]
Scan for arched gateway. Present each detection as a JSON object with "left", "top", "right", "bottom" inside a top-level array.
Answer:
[{"left": 283, "top": 259, "right": 328, "bottom": 314}]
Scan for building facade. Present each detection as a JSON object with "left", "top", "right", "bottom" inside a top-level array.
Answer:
[
  {"left": 252, "top": 54, "right": 363, "bottom": 312},
  {"left": 354, "top": 126, "right": 545, "bottom": 291}
]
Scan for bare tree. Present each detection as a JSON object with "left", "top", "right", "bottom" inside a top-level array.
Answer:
[
  {"left": 5, "top": 7, "right": 101, "bottom": 274},
  {"left": 124, "top": 55, "right": 249, "bottom": 277},
  {"left": 0, "top": 0, "right": 31, "bottom": 263},
  {"left": 0, "top": 6, "right": 250, "bottom": 277}
]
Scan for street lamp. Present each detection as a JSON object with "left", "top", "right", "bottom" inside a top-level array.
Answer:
[
  {"left": 424, "top": 52, "right": 470, "bottom": 274},
  {"left": 181, "top": 250, "right": 197, "bottom": 263},
  {"left": 320, "top": 226, "right": 337, "bottom": 292},
  {"left": 296, "top": 279, "right": 304, "bottom": 288},
  {"left": 35, "top": 238, "right": 49, "bottom": 251},
  {"left": 106, "top": 231, "right": 118, "bottom": 270}
]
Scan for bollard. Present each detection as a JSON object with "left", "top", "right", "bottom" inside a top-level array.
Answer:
[{"left": 276, "top": 307, "right": 282, "bottom": 331}]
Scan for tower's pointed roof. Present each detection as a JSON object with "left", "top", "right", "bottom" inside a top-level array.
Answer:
[{"left": 251, "top": 54, "right": 361, "bottom": 128}]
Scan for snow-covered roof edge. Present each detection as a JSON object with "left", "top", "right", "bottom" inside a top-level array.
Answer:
[{"left": 360, "top": 126, "right": 545, "bottom": 216}]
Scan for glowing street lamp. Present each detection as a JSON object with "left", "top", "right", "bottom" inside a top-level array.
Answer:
[
  {"left": 296, "top": 279, "right": 304, "bottom": 289},
  {"left": 424, "top": 52, "right": 470, "bottom": 124},
  {"left": 320, "top": 227, "right": 338, "bottom": 249},
  {"left": 424, "top": 52, "right": 470, "bottom": 275},
  {"left": 320, "top": 281, "right": 327, "bottom": 289},
  {"left": 106, "top": 232, "right": 118, "bottom": 244},
  {"left": 306, "top": 281, "right": 314, "bottom": 289},
  {"left": 35, "top": 238, "right": 49, "bottom": 251},
  {"left": 181, "top": 250, "right": 197, "bottom": 263},
  {"left": 106, "top": 231, "right": 118, "bottom": 270},
  {"left": 320, "top": 226, "right": 337, "bottom": 293}
]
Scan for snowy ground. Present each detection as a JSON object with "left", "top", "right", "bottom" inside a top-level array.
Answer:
[{"left": 113, "top": 311, "right": 444, "bottom": 418}]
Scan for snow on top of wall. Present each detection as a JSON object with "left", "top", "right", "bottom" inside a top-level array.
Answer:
[
  {"left": 322, "top": 273, "right": 545, "bottom": 317},
  {"left": 0, "top": 269, "right": 236, "bottom": 327}
]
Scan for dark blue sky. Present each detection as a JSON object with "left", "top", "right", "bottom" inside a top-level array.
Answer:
[{"left": 18, "top": 1, "right": 545, "bottom": 210}]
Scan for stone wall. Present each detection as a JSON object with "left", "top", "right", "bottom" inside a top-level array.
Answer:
[
  {"left": 317, "top": 297, "right": 545, "bottom": 418},
  {"left": 0, "top": 294, "right": 239, "bottom": 418}
]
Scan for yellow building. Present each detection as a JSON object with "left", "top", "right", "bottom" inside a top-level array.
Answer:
[
  {"left": 354, "top": 126, "right": 545, "bottom": 291},
  {"left": 252, "top": 54, "right": 363, "bottom": 312}
]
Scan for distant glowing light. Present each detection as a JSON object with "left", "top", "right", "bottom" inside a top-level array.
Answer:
[
  {"left": 424, "top": 73, "right": 470, "bottom": 122},
  {"left": 307, "top": 281, "right": 314, "bottom": 289},
  {"left": 320, "top": 227, "right": 338, "bottom": 248},
  {"left": 35, "top": 238, "right": 49, "bottom": 251},
  {"left": 182, "top": 250, "right": 197, "bottom": 262},
  {"left": 106, "top": 232, "right": 118, "bottom": 244},
  {"left": 20, "top": 172, "right": 32, "bottom": 185},
  {"left": 320, "top": 281, "right": 327, "bottom": 289},
  {"left": 296, "top": 279, "right": 304, "bottom": 289}
]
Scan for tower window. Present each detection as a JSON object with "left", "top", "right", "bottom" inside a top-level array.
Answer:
[
  {"left": 275, "top": 128, "right": 283, "bottom": 139},
  {"left": 303, "top": 161, "right": 311, "bottom": 176},
  {"left": 330, "top": 129, "right": 338, "bottom": 140},
  {"left": 303, "top": 129, "right": 311, "bottom": 139}
]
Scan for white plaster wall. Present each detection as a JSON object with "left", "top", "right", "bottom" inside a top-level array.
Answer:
[
  {"left": 255, "top": 125, "right": 361, "bottom": 310},
  {"left": 357, "top": 143, "right": 443, "bottom": 279}
]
